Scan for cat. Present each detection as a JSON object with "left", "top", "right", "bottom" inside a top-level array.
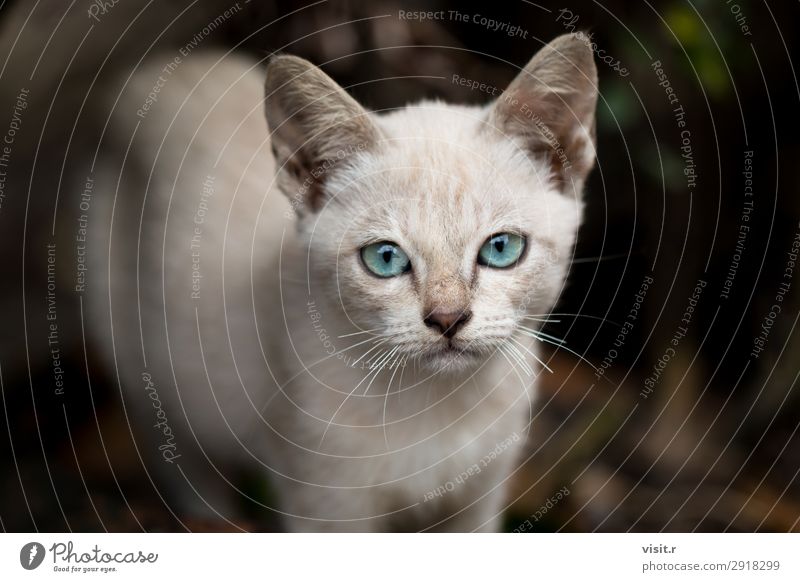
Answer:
[{"left": 84, "top": 33, "right": 598, "bottom": 532}]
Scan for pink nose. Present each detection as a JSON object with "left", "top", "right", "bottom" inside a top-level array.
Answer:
[{"left": 423, "top": 308, "right": 472, "bottom": 338}]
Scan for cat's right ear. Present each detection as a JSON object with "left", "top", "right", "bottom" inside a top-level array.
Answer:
[
  {"left": 487, "top": 33, "right": 598, "bottom": 194},
  {"left": 264, "top": 55, "right": 381, "bottom": 214}
]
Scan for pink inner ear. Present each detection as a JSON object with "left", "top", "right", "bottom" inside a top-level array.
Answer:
[
  {"left": 486, "top": 34, "right": 598, "bottom": 189},
  {"left": 286, "top": 150, "right": 328, "bottom": 213},
  {"left": 490, "top": 84, "right": 596, "bottom": 190},
  {"left": 265, "top": 55, "right": 383, "bottom": 214}
]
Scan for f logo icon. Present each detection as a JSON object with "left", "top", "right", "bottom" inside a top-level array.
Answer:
[{"left": 19, "top": 542, "right": 45, "bottom": 570}]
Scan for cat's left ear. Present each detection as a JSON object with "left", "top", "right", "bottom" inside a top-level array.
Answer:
[
  {"left": 488, "top": 33, "right": 599, "bottom": 193},
  {"left": 264, "top": 55, "right": 382, "bottom": 214}
]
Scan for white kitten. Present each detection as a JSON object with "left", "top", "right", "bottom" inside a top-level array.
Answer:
[{"left": 85, "top": 34, "right": 597, "bottom": 531}]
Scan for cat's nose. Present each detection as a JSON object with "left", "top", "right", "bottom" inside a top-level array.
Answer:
[{"left": 423, "top": 308, "right": 472, "bottom": 338}]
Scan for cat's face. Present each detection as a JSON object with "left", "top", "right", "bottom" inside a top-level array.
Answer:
[
  {"left": 305, "top": 105, "right": 582, "bottom": 371},
  {"left": 266, "top": 34, "right": 598, "bottom": 371}
]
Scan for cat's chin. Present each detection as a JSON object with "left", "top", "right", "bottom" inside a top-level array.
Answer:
[{"left": 422, "top": 344, "right": 483, "bottom": 373}]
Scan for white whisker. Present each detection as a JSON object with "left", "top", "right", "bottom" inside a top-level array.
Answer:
[
  {"left": 522, "top": 316, "right": 561, "bottom": 324},
  {"left": 496, "top": 343, "right": 523, "bottom": 375},
  {"left": 320, "top": 353, "right": 386, "bottom": 448},
  {"left": 506, "top": 336, "right": 536, "bottom": 376},
  {"left": 382, "top": 352, "right": 405, "bottom": 450},
  {"left": 350, "top": 338, "right": 388, "bottom": 367},
  {"left": 519, "top": 325, "right": 566, "bottom": 345},
  {"left": 260, "top": 332, "right": 389, "bottom": 416},
  {"left": 396, "top": 352, "right": 407, "bottom": 405},
  {"left": 364, "top": 346, "right": 399, "bottom": 395},
  {"left": 502, "top": 342, "right": 532, "bottom": 376},
  {"left": 337, "top": 328, "right": 380, "bottom": 338},
  {"left": 519, "top": 328, "right": 602, "bottom": 375},
  {"left": 364, "top": 348, "right": 387, "bottom": 367},
  {"left": 508, "top": 335, "right": 551, "bottom": 374},
  {"left": 503, "top": 348, "right": 533, "bottom": 435},
  {"left": 502, "top": 341, "right": 532, "bottom": 376},
  {"left": 329, "top": 335, "right": 386, "bottom": 364},
  {"left": 524, "top": 313, "right": 622, "bottom": 328}
]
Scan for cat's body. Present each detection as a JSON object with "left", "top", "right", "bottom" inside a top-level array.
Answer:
[{"left": 84, "top": 36, "right": 597, "bottom": 531}]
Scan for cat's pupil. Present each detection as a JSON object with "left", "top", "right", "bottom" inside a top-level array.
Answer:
[
  {"left": 381, "top": 249, "right": 393, "bottom": 263},
  {"left": 494, "top": 240, "right": 505, "bottom": 253}
]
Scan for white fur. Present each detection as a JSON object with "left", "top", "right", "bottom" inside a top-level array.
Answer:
[{"left": 85, "top": 35, "right": 596, "bottom": 531}]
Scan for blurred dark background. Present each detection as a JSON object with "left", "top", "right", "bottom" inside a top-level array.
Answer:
[{"left": 0, "top": 0, "right": 798, "bottom": 531}]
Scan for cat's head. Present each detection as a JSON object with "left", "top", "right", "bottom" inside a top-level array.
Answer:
[{"left": 265, "top": 34, "right": 598, "bottom": 372}]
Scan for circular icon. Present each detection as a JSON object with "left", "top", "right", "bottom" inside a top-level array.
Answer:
[{"left": 19, "top": 542, "right": 45, "bottom": 570}]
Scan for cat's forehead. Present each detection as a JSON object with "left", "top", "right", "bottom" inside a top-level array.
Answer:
[
  {"left": 341, "top": 149, "right": 533, "bottom": 237},
  {"left": 325, "top": 102, "right": 574, "bottom": 242},
  {"left": 375, "top": 102, "right": 552, "bottom": 187},
  {"left": 377, "top": 101, "right": 486, "bottom": 143}
]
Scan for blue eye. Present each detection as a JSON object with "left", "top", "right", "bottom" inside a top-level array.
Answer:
[
  {"left": 478, "top": 233, "right": 526, "bottom": 268},
  {"left": 360, "top": 241, "right": 411, "bottom": 278}
]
